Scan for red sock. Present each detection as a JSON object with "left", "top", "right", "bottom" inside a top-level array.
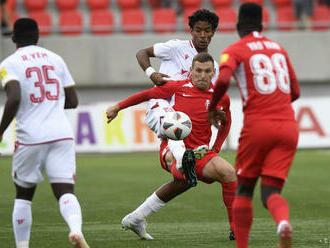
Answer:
[
  {"left": 233, "top": 196, "right": 253, "bottom": 248},
  {"left": 266, "top": 193, "right": 289, "bottom": 225},
  {"left": 170, "top": 161, "right": 185, "bottom": 180},
  {"left": 221, "top": 181, "right": 237, "bottom": 231}
]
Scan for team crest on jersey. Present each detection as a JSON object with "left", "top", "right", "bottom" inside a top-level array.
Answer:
[
  {"left": 220, "top": 53, "right": 229, "bottom": 64},
  {"left": 0, "top": 67, "right": 8, "bottom": 81},
  {"left": 184, "top": 54, "right": 189, "bottom": 60},
  {"left": 205, "top": 99, "right": 210, "bottom": 110}
]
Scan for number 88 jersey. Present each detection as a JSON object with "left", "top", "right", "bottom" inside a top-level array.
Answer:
[
  {"left": 219, "top": 31, "right": 300, "bottom": 121},
  {"left": 0, "top": 45, "right": 75, "bottom": 144}
]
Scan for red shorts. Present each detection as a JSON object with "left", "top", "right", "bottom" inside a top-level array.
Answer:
[
  {"left": 236, "top": 120, "right": 298, "bottom": 181},
  {"left": 160, "top": 140, "right": 218, "bottom": 184}
]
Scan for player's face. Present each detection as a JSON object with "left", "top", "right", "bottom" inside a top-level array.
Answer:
[
  {"left": 190, "top": 21, "right": 215, "bottom": 52},
  {"left": 191, "top": 61, "right": 215, "bottom": 90}
]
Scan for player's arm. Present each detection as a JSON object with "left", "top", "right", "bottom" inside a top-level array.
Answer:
[
  {"left": 286, "top": 55, "right": 300, "bottom": 102},
  {"left": 106, "top": 83, "right": 177, "bottom": 123},
  {"left": 208, "top": 66, "right": 233, "bottom": 128},
  {"left": 64, "top": 86, "right": 78, "bottom": 109},
  {"left": 211, "top": 95, "right": 232, "bottom": 153},
  {"left": 136, "top": 46, "right": 170, "bottom": 86},
  {"left": 0, "top": 81, "right": 20, "bottom": 142}
]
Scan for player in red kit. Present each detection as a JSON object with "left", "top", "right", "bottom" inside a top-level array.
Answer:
[
  {"left": 106, "top": 53, "right": 237, "bottom": 241},
  {"left": 208, "top": 3, "right": 300, "bottom": 248}
]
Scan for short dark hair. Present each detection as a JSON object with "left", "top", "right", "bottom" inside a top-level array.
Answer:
[
  {"left": 192, "top": 52, "right": 214, "bottom": 67},
  {"left": 238, "top": 3, "right": 262, "bottom": 25},
  {"left": 189, "top": 9, "right": 219, "bottom": 31},
  {"left": 13, "top": 18, "right": 39, "bottom": 45}
]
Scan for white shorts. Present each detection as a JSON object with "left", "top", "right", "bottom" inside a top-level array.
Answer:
[
  {"left": 12, "top": 139, "right": 76, "bottom": 188},
  {"left": 146, "top": 99, "right": 175, "bottom": 137}
]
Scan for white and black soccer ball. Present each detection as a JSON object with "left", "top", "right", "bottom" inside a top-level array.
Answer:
[{"left": 162, "top": 111, "right": 192, "bottom": 140}]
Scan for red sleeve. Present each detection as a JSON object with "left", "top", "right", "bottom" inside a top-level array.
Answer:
[
  {"left": 119, "top": 82, "right": 179, "bottom": 109},
  {"left": 285, "top": 54, "right": 300, "bottom": 102},
  {"left": 211, "top": 94, "right": 231, "bottom": 153},
  {"left": 209, "top": 66, "right": 233, "bottom": 110}
]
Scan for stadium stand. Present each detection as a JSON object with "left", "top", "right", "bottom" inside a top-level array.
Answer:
[
  {"left": 152, "top": 8, "right": 177, "bottom": 33},
  {"left": 262, "top": 6, "right": 270, "bottom": 30},
  {"left": 241, "top": 0, "right": 264, "bottom": 5},
  {"left": 24, "top": 0, "right": 48, "bottom": 11},
  {"left": 121, "top": 8, "right": 145, "bottom": 33},
  {"left": 56, "top": 0, "right": 79, "bottom": 10},
  {"left": 276, "top": 5, "right": 296, "bottom": 31},
  {"left": 117, "top": 0, "right": 141, "bottom": 9},
  {"left": 271, "top": 0, "right": 292, "bottom": 8},
  {"left": 312, "top": 5, "right": 330, "bottom": 30},
  {"left": 28, "top": 10, "right": 52, "bottom": 36},
  {"left": 90, "top": 9, "right": 114, "bottom": 34},
  {"left": 215, "top": 7, "right": 236, "bottom": 32},
  {"left": 180, "top": 0, "right": 203, "bottom": 9},
  {"left": 86, "top": 0, "right": 110, "bottom": 9},
  {"left": 3, "top": 0, "right": 329, "bottom": 35},
  {"left": 210, "top": 0, "right": 233, "bottom": 8},
  {"left": 59, "top": 9, "right": 83, "bottom": 35}
]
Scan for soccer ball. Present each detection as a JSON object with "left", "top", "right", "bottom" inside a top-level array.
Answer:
[{"left": 161, "top": 111, "right": 192, "bottom": 140}]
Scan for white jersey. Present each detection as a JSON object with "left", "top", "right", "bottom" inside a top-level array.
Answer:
[
  {"left": 0, "top": 45, "right": 75, "bottom": 144},
  {"left": 153, "top": 39, "right": 219, "bottom": 83}
]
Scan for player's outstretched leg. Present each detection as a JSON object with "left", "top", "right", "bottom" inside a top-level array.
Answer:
[
  {"left": 182, "top": 149, "right": 197, "bottom": 187},
  {"left": 121, "top": 212, "right": 154, "bottom": 240},
  {"left": 277, "top": 221, "right": 292, "bottom": 248}
]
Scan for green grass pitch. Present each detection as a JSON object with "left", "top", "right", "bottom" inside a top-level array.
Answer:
[{"left": 0, "top": 150, "right": 330, "bottom": 247}]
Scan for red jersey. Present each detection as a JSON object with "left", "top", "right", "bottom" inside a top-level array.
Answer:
[
  {"left": 119, "top": 79, "right": 231, "bottom": 151},
  {"left": 219, "top": 31, "right": 300, "bottom": 121}
]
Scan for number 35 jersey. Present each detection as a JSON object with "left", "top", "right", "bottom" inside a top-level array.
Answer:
[
  {"left": 0, "top": 45, "right": 75, "bottom": 144},
  {"left": 219, "top": 31, "right": 300, "bottom": 122}
]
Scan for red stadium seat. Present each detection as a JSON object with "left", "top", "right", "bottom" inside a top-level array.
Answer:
[
  {"left": 28, "top": 11, "right": 52, "bottom": 36},
  {"left": 215, "top": 7, "right": 237, "bottom": 32},
  {"left": 117, "top": 0, "right": 140, "bottom": 9},
  {"left": 183, "top": 8, "right": 199, "bottom": 32},
  {"left": 210, "top": 0, "right": 233, "bottom": 8},
  {"left": 276, "top": 6, "right": 295, "bottom": 31},
  {"left": 56, "top": 0, "right": 79, "bottom": 10},
  {"left": 59, "top": 10, "right": 83, "bottom": 35},
  {"left": 272, "top": 0, "right": 292, "bottom": 8},
  {"left": 87, "top": 0, "right": 110, "bottom": 9},
  {"left": 121, "top": 9, "right": 145, "bottom": 34},
  {"left": 24, "top": 0, "right": 48, "bottom": 11},
  {"left": 90, "top": 9, "right": 114, "bottom": 34},
  {"left": 148, "top": 0, "right": 161, "bottom": 8},
  {"left": 262, "top": 6, "right": 270, "bottom": 31},
  {"left": 7, "top": 0, "right": 18, "bottom": 10},
  {"left": 152, "top": 8, "right": 177, "bottom": 33},
  {"left": 180, "top": 0, "right": 202, "bottom": 8},
  {"left": 241, "top": 0, "right": 264, "bottom": 5},
  {"left": 312, "top": 5, "right": 330, "bottom": 30},
  {"left": 11, "top": 11, "right": 20, "bottom": 24}
]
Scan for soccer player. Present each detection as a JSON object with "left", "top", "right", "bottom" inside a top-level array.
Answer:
[
  {"left": 106, "top": 53, "right": 237, "bottom": 241},
  {"left": 0, "top": 18, "right": 89, "bottom": 248},
  {"left": 208, "top": 3, "right": 300, "bottom": 248},
  {"left": 135, "top": 9, "right": 237, "bottom": 239}
]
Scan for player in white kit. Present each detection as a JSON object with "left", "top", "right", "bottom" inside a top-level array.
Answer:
[
  {"left": 137, "top": 9, "right": 222, "bottom": 177},
  {"left": 120, "top": 9, "right": 237, "bottom": 242},
  {"left": 0, "top": 18, "right": 89, "bottom": 248}
]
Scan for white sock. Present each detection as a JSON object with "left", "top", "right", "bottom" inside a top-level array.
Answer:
[
  {"left": 132, "top": 192, "right": 166, "bottom": 222},
  {"left": 12, "top": 199, "right": 32, "bottom": 248},
  {"left": 167, "top": 139, "right": 186, "bottom": 171},
  {"left": 277, "top": 220, "right": 290, "bottom": 234},
  {"left": 59, "top": 193, "right": 83, "bottom": 235}
]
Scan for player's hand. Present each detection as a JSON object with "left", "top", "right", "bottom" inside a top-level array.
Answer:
[
  {"left": 106, "top": 104, "right": 120, "bottom": 124},
  {"left": 208, "top": 109, "right": 227, "bottom": 128},
  {"left": 150, "top": 72, "right": 170, "bottom": 86}
]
